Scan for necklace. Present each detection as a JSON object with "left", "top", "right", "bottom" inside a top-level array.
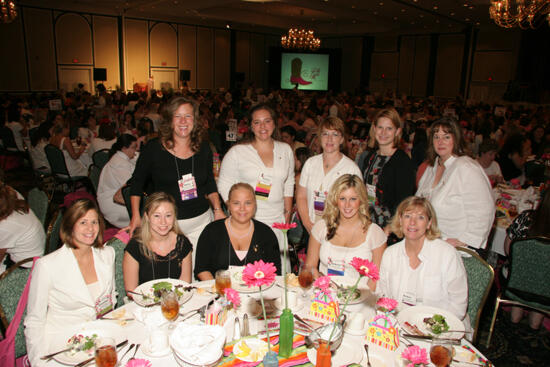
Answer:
[
  {"left": 150, "top": 237, "right": 175, "bottom": 280},
  {"left": 227, "top": 217, "right": 254, "bottom": 239}
]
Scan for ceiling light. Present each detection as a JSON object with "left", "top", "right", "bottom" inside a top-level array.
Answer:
[
  {"left": 490, "top": 0, "right": 550, "bottom": 29},
  {"left": 281, "top": 28, "right": 320, "bottom": 50}
]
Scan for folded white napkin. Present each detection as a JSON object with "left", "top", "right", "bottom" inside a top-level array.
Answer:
[
  {"left": 133, "top": 307, "right": 167, "bottom": 327},
  {"left": 170, "top": 323, "right": 226, "bottom": 364}
]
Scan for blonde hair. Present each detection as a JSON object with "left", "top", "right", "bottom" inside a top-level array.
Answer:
[
  {"left": 60, "top": 199, "right": 105, "bottom": 249},
  {"left": 322, "top": 174, "right": 371, "bottom": 240},
  {"left": 226, "top": 183, "right": 257, "bottom": 217},
  {"left": 370, "top": 107, "right": 402, "bottom": 148},
  {"left": 135, "top": 192, "right": 182, "bottom": 260},
  {"left": 390, "top": 196, "right": 441, "bottom": 240}
]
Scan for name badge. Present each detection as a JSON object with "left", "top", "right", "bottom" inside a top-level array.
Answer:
[
  {"left": 401, "top": 292, "right": 418, "bottom": 307},
  {"left": 327, "top": 257, "right": 345, "bottom": 276},
  {"left": 255, "top": 173, "right": 272, "bottom": 201},
  {"left": 178, "top": 173, "right": 198, "bottom": 201},
  {"left": 95, "top": 294, "right": 114, "bottom": 318},
  {"left": 313, "top": 190, "right": 327, "bottom": 218},
  {"left": 366, "top": 183, "right": 377, "bottom": 205}
]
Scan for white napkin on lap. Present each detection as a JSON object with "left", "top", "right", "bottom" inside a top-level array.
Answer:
[{"left": 170, "top": 323, "right": 226, "bottom": 364}]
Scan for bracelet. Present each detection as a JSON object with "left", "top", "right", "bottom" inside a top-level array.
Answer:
[
  {"left": 284, "top": 209, "right": 291, "bottom": 214},
  {"left": 213, "top": 208, "right": 222, "bottom": 211}
]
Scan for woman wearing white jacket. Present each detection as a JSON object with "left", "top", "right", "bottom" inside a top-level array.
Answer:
[{"left": 24, "top": 199, "right": 116, "bottom": 367}]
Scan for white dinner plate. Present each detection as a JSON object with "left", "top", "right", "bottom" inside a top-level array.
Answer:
[
  {"left": 229, "top": 269, "right": 275, "bottom": 293},
  {"left": 133, "top": 278, "right": 194, "bottom": 307},
  {"left": 330, "top": 276, "right": 371, "bottom": 305},
  {"left": 306, "top": 339, "right": 363, "bottom": 366},
  {"left": 51, "top": 320, "right": 125, "bottom": 365},
  {"left": 397, "top": 305, "right": 465, "bottom": 339}
]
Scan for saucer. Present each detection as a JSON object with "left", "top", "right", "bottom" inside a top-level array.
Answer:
[
  {"left": 344, "top": 320, "right": 368, "bottom": 336},
  {"left": 141, "top": 340, "right": 171, "bottom": 358}
]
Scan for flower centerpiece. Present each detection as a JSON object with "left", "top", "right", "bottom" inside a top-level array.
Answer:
[
  {"left": 376, "top": 297, "right": 398, "bottom": 314},
  {"left": 242, "top": 260, "right": 278, "bottom": 366},
  {"left": 272, "top": 222, "right": 297, "bottom": 358},
  {"left": 223, "top": 288, "right": 241, "bottom": 308},
  {"left": 401, "top": 345, "right": 429, "bottom": 367}
]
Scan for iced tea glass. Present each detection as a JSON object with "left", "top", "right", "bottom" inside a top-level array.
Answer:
[
  {"left": 161, "top": 290, "right": 180, "bottom": 329},
  {"left": 94, "top": 337, "right": 117, "bottom": 367},
  {"left": 430, "top": 337, "right": 453, "bottom": 367},
  {"left": 298, "top": 265, "right": 314, "bottom": 300},
  {"left": 215, "top": 269, "right": 232, "bottom": 296}
]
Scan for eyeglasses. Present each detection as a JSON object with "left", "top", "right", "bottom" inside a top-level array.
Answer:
[{"left": 321, "top": 131, "right": 342, "bottom": 138}]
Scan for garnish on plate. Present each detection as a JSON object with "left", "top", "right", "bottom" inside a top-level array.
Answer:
[
  {"left": 423, "top": 314, "right": 449, "bottom": 335},
  {"left": 336, "top": 285, "right": 361, "bottom": 302},
  {"left": 66, "top": 333, "right": 98, "bottom": 355}
]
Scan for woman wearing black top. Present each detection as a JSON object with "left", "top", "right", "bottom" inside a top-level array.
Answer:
[
  {"left": 128, "top": 96, "right": 225, "bottom": 265},
  {"left": 361, "top": 108, "right": 415, "bottom": 232},
  {"left": 123, "top": 192, "right": 193, "bottom": 291},
  {"left": 194, "top": 183, "right": 281, "bottom": 280}
]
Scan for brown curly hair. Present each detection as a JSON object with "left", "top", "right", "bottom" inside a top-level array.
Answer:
[
  {"left": 60, "top": 199, "right": 105, "bottom": 249},
  {"left": 159, "top": 96, "right": 205, "bottom": 153},
  {"left": 426, "top": 117, "right": 466, "bottom": 166}
]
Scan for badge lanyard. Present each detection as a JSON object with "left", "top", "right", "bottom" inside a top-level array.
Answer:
[
  {"left": 313, "top": 184, "right": 327, "bottom": 220},
  {"left": 175, "top": 155, "right": 198, "bottom": 201}
]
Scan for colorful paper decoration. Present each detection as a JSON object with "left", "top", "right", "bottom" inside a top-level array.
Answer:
[
  {"left": 309, "top": 290, "right": 340, "bottom": 323},
  {"left": 366, "top": 314, "right": 400, "bottom": 351}
]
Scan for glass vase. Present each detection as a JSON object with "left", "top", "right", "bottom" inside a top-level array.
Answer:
[
  {"left": 316, "top": 341, "right": 332, "bottom": 367},
  {"left": 278, "top": 308, "right": 294, "bottom": 358},
  {"left": 262, "top": 350, "right": 278, "bottom": 367}
]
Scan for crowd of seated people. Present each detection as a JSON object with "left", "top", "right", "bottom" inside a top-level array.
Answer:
[{"left": 1, "top": 85, "right": 550, "bottom": 363}]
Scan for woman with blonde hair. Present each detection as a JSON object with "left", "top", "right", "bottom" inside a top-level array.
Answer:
[
  {"left": 378, "top": 196, "right": 468, "bottom": 321},
  {"left": 123, "top": 192, "right": 192, "bottom": 291},
  {"left": 304, "top": 174, "right": 386, "bottom": 290},
  {"left": 25, "top": 199, "right": 115, "bottom": 367}
]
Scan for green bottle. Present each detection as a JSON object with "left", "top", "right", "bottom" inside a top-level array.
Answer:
[{"left": 278, "top": 308, "right": 294, "bottom": 357}]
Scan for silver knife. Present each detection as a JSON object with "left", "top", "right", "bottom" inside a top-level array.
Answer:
[
  {"left": 242, "top": 313, "right": 250, "bottom": 337},
  {"left": 74, "top": 339, "right": 128, "bottom": 367},
  {"left": 401, "top": 333, "right": 462, "bottom": 344}
]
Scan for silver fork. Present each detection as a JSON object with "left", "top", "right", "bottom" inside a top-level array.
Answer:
[
  {"left": 128, "top": 344, "right": 140, "bottom": 362},
  {"left": 364, "top": 344, "right": 372, "bottom": 367},
  {"left": 118, "top": 344, "right": 135, "bottom": 362}
]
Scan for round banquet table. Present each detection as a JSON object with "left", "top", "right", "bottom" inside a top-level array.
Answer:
[{"left": 40, "top": 276, "right": 492, "bottom": 367}]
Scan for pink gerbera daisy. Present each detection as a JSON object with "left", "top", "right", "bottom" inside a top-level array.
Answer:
[
  {"left": 401, "top": 345, "right": 429, "bottom": 366},
  {"left": 376, "top": 297, "right": 398, "bottom": 312},
  {"left": 350, "top": 257, "right": 380, "bottom": 280},
  {"left": 272, "top": 222, "right": 297, "bottom": 230},
  {"left": 242, "top": 260, "right": 277, "bottom": 288},
  {"left": 224, "top": 287, "right": 241, "bottom": 307},
  {"left": 313, "top": 275, "right": 331, "bottom": 294}
]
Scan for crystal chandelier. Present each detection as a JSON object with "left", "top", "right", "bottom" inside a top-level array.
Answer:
[
  {"left": 0, "top": 0, "right": 17, "bottom": 24},
  {"left": 489, "top": 0, "right": 550, "bottom": 29},
  {"left": 281, "top": 28, "right": 321, "bottom": 50}
]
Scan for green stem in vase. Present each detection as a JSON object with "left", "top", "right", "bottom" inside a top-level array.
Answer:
[
  {"left": 259, "top": 285, "right": 271, "bottom": 352},
  {"left": 282, "top": 229, "right": 288, "bottom": 310}
]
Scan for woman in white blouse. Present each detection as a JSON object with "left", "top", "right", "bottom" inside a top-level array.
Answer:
[
  {"left": 296, "top": 116, "right": 362, "bottom": 234},
  {"left": 218, "top": 103, "right": 295, "bottom": 257},
  {"left": 97, "top": 134, "right": 138, "bottom": 228},
  {"left": 25, "top": 199, "right": 115, "bottom": 367},
  {"left": 378, "top": 196, "right": 468, "bottom": 321},
  {"left": 304, "top": 174, "right": 386, "bottom": 291},
  {"left": 416, "top": 117, "right": 494, "bottom": 249}
]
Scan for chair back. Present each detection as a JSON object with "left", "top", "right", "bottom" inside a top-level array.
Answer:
[
  {"left": 88, "top": 164, "right": 101, "bottom": 193},
  {"left": 507, "top": 237, "right": 550, "bottom": 305},
  {"left": 27, "top": 188, "right": 49, "bottom": 227},
  {"left": 0, "top": 257, "right": 36, "bottom": 359},
  {"left": 457, "top": 247, "right": 494, "bottom": 343},
  {"left": 92, "top": 149, "right": 110, "bottom": 170},
  {"left": 0, "top": 126, "right": 19, "bottom": 151},
  {"left": 45, "top": 209, "right": 63, "bottom": 254},
  {"left": 44, "top": 144, "right": 70, "bottom": 178},
  {"left": 105, "top": 238, "right": 126, "bottom": 307}
]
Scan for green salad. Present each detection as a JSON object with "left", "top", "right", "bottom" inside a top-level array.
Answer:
[
  {"left": 423, "top": 314, "right": 450, "bottom": 334},
  {"left": 336, "top": 286, "right": 361, "bottom": 302}
]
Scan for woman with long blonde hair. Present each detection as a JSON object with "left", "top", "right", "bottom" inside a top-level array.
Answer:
[
  {"left": 123, "top": 192, "right": 192, "bottom": 292},
  {"left": 304, "top": 174, "right": 386, "bottom": 290}
]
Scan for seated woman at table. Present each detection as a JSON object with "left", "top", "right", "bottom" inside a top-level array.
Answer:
[
  {"left": 503, "top": 189, "right": 550, "bottom": 329},
  {"left": 25, "top": 199, "right": 115, "bottom": 367},
  {"left": 49, "top": 123, "right": 89, "bottom": 177},
  {"left": 123, "top": 192, "right": 193, "bottom": 291},
  {"left": 416, "top": 117, "right": 494, "bottom": 249},
  {"left": 194, "top": 183, "right": 281, "bottom": 280},
  {"left": 304, "top": 174, "right": 386, "bottom": 291},
  {"left": 88, "top": 122, "right": 117, "bottom": 156},
  {"left": 378, "top": 196, "right": 468, "bottom": 321}
]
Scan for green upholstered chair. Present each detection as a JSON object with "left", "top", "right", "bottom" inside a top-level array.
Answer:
[
  {"left": 106, "top": 237, "right": 126, "bottom": 308},
  {"left": 88, "top": 164, "right": 101, "bottom": 194},
  {"left": 44, "top": 144, "right": 89, "bottom": 195},
  {"left": 487, "top": 237, "right": 550, "bottom": 347},
  {"left": 27, "top": 187, "right": 49, "bottom": 227},
  {"left": 45, "top": 209, "right": 63, "bottom": 254},
  {"left": 457, "top": 247, "right": 494, "bottom": 344},
  {"left": 92, "top": 149, "right": 110, "bottom": 170},
  {"left": 0, "top": 257, "right": 35, "bottom": 359}
]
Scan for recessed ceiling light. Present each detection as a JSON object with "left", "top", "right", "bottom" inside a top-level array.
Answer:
[
  {"left": 465, "top": 18, "right": 470, "bottom": 21},
  {"left": 379, "top": 2, "right": 384, "bottom": 6},
  {"left": 450, "top": 12, "right": 455, "bottom": 16},
  {"left": 463, "top": 3, "right": 469, "bottom": 6},
  {"left": 393, "top": 16, "right": 398, "bottom": 20},
  {"left": 352, "top": 5, "right": 356, "bottom": 9},
  {"left": 419, "top": 14, "right": 424, "bottom": 18},
  {"left": 433, "top": 6, "right": 438, "bottom": 10},
  {"left": 374, "top": 11, "right": 378, "bottom": 15},
  {"left": 435, "top": 19, "right": 440, "bottom": 23},
  {"left": 352, "top": 19, "right": 357, "bottom": 23},
  {"left": 401, "top": 8, "right": 406, "bottom": 12},
  {"left": 475, "top": 22, "right": 480, "bottom": 25}
]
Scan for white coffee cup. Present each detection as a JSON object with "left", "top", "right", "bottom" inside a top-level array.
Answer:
[
  {"left": 287, "top": 292, "right": 298, "bottom": 308},
  {"left": 348, "top": 312, "right": 365, "bottom": 331},
  {"left": 149, "top": 329, "right": 168, "bottom": 352}
]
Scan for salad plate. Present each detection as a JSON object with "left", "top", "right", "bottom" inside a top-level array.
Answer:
[
  {"left": 50, "top": 320, "right": 124, "bottom": 365},
  {"left": 228, "top": 268, "right": 274, "bottom": 293},
  {"left": 397, "top": 305, "right": 465, "bottom": 340},
  {"left": 132, "top": 278, "right": 194, "bottom": 307},
  {"left": 329, "top": 276, "right": 371, "bottom": 305}
]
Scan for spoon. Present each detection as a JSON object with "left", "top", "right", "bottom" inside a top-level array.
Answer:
[{"left": 364, "top": 344, "right": 372, "bottom": 367}]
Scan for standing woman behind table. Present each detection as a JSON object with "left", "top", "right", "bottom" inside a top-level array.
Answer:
[
  {"left": 195, "top": 183, "right": 281, "bottom": 280},
  {"left": 97, "top": 134, "right": 138, "bottom": 228},
  {"left": 378, "top": 197, "right": 468, "bottom": 322},
  {"left": 416, "top": 117, "right": 495, "bottom": 249},
  {"left": 296, "top": 116, "right": 362, "bottom": 235},
  {"left": 217, "top": 103, "right": 295, "bottom": 262},
  {"left": 123, "top": 192, "right": 192, "bottom": 291},
  {"left": 25, "top": 199, "right": 115, "bottom": 367},
  {"left": 304, "top": 174, "right": 387, "bottom": 291},
  {"left": 128, "top": 97, "right": 225, "bottom": 265},
  {"left": 360, "top": 108, "right": 415, "bottom": 233}
]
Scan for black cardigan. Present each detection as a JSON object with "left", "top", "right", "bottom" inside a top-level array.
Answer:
[{"left": 362, "top": 149, "right": 416, "bottom": 216}]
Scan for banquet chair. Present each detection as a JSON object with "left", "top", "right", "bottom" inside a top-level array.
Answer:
[
  {"left": 0, "top": 257, "right": 35, "bottom": 360},
  {"left": 45, "top": 209, "right": 63, "bottom": 254},
  {"left": 486, "top": 236, "right": 550, "bottom": 347},
  {"left": 106, "top": 237, "right": 126, "bottom": 307},
  {"left": 88, "top": 164, "right": 101, "bottom": 194},
  {"left": 44, "top": 144, "right": 89, "bottom": 195},
  {"left": 27, "top": 187, "right": 49, "bottom": 228},
  {"left": 457, "top": 247, "right": 494, "bottom": 344},
  {"left": 92, "top": 149, "right": 110, "bottom": 170}
]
